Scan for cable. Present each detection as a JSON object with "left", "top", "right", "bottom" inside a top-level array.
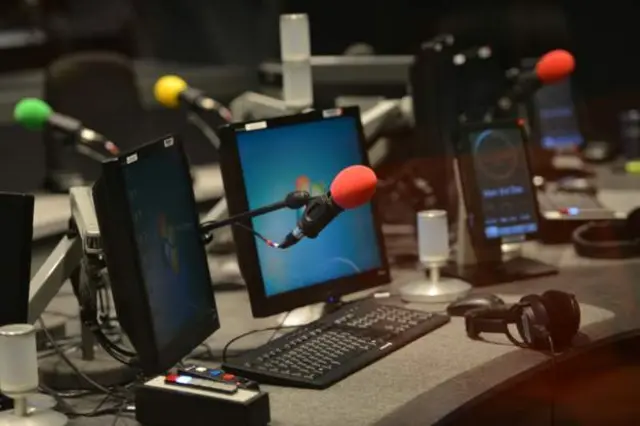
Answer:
[
  {"left": 221, "top": 325, "right": 301, "bottom": 363},
  {"left": 232, "top": 222, "right": 280, "bottom": 248},
  {"left": 267, "top": 311, "right": 292, "bottom": 344},
  {"left": 38, "top": 317, "right": 114, "bottom": 394}
]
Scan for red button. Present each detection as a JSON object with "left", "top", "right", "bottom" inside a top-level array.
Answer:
[
  {"left": 222, "top": 373, "right": 235, "bottom": 381},
  {"left": 559, "top": 208, "right": 568, "bottom": 215}
]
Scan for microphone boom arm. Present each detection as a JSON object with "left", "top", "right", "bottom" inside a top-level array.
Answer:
[{"left": 200, "top": 190, "right": 313, "bottom": 234}]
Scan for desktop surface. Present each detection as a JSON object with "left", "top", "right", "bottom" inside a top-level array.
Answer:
[{"left": 34, "top": 160, "right": 640, "bottom": 425}]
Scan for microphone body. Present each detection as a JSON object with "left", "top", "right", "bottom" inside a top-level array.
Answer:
[
  {"left": 497, "top": 72, "right": 541, "bottom": 111},
  {"left": 278, "top": 194, "right": 344, "bottom": 249},
  {"left": 47, "top": 112, "right": 119, "bottom": 157},
  {"left": 179, "top": 87, "right": 217, "bottom": 112}
]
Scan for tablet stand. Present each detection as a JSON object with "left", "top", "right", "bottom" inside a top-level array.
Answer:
[{"left": 444, "top": 161, "right": 558, "bottom": 286}]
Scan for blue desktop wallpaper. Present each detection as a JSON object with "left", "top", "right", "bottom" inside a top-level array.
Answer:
[
  {"left": 123, "top": 145, "right": 216, "bottom": 350},
  {"left": 236, "top": 116, "right": 383, "bottom": 297}
]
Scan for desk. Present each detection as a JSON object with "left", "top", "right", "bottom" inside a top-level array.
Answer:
[
  {"left": 35, "top": 178, "right": 640, "bottom": 425},
  {"left": 39, "top": 246, "right": 635, "bottom": 426}
]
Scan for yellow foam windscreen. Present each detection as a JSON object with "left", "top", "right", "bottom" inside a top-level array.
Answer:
[{"left": 153, "top": 75, "right": 187, "bottom": 108}]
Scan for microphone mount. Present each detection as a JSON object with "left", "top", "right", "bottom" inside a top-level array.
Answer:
[
  {"left": 200, "top": 191, "right": 313, "bottom": 241},
  {"left": 29, "top": 186, "right": 138, "bottom": 389},
  {"left": 47, "top": 113, "right": 120, "bottom": 162}
]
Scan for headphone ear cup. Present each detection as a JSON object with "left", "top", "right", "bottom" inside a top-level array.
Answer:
[
  {"left": 515, "top": 295, "right": 549, "bottom": 349},
  {"left": 541, "top": 290, "right": 580, "bottom": 349}
]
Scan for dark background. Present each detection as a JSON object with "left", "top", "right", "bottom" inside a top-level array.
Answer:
[{"left": 0, "top": 0, "right": 634, "bottom": 191}]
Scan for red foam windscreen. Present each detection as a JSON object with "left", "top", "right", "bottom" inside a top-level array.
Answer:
[
  {"left": 535, "top": 49, "right": 575, "bottom": 84},
  {"left": 330, "top": 165, "right": 377, "bottom": 209}
]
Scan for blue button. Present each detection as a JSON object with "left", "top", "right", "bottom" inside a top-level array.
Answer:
[
  {"left": 485, "top": 226, "right": 499, "bottom": 238},
  {"left": 209, "top": 370, "right": 222, "bottom": 376}
]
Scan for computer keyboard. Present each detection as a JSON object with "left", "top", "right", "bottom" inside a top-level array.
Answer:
[
  {"left": 537, "top": 188, "right": 618, "bottom": 243},
  {"left": 537, "top": 189, "right": 604, "bottom": 212},
  {"left": 222, "top": 299, "right": 450, "bottom": 389}
]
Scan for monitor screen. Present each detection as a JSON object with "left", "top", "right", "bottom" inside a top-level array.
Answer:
[
  {"left": 121, "top": 142, "right": 216, "bottom": 351},
  {"left": 234, "top": 114, "right": 385, "bottom": 298},
  {"left": 468, "top": 125, "right": 538, "bottom": 239},
  {"left": 0, "top": 193, "right": 33, "bottom": 328},
  {"left": 532, "top": 80, "right": 584, "bottom": 150}
]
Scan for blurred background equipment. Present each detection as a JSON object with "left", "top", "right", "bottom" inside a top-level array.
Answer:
[{"left": 42, "top": 51, "right": 143, "bottom": 191}]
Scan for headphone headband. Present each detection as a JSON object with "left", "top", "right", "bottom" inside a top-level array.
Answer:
[
  {"left": 572, "top": 217, "right": 640, "bottom": 259},
  {"left": 464, "top": 292, "right": 580, "bottom": 351}
]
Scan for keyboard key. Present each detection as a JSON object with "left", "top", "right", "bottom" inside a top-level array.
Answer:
[{"left": 222, "top": 300, "right": 449, "bottom": 389}]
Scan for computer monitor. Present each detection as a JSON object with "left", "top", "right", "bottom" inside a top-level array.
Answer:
[
  {"left": 522, "top": 58, "right": 584, "bottom": 151},
  {"left": 0, "top": 192, "right": 33, "bottom": 328},
  {"left": 219, "top": 107, "right": 390, "bottom": 318},
  {"left": 456, "top": 119, "right": 541, "bottom": 245},
  {"left": 0, "top": 192, "right": 33, "bottom": 412},
  {"left": 93, "top": 135, "right": 219, "bottom": 375}
]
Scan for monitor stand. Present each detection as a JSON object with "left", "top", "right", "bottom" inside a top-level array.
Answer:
[
  {"left": 281, "top": 298, "right": 349, "bottom": 327},
  {"left": 44, "top": 171, "right": 86, "bottom": 194}
]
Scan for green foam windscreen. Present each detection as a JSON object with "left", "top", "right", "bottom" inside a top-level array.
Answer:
[{"left": 13, "top": 98, "right": 53, "bottom": 130}]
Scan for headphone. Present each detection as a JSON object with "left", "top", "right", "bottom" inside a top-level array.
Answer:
[
  {"left": 464, "top": 290, "right": 581, "bottom": 351},
  {"left": 571, "top": 207, "right": 640, "bottom": 259}
]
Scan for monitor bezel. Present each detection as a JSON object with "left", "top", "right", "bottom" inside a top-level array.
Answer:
[
  {"left": 455, "top": 119, "right": 542, "bottom": 246},
  {"left": 219, "top": 106, "right": 391, "bottom": 318},
  {"left": 0, "top": 192, "right": 33, "bottom": 327},
  {"left": 92, "top": 135, "right": 219, "bottom": 375}
]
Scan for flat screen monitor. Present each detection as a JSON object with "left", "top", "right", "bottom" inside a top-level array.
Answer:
[
  {"left": 0, "top": 192, "right": 33, "bottom": 328},
  {"left": 456, "top": 120, "right": 541, "bottom": 243},
  {"left": 219, "top": 107, "right": 390, "bottom": 317},
  {"left": 0, "top": 192, "right": 33, "bottom": 412},
  {"left": 522, "top": 58, "right": 584, "bottom": 151},
  {"left": 93, "top": 135, "right": 219, "bottom": 375}
]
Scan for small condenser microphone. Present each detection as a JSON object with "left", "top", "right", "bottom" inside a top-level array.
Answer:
[
  {"left": 277, "top": 165, "right": 378, "bottom": 249},
  {"left": 13, "top": 98, "right": 120, "bottom": 157},
  {"left": 153, "top": 75, "right": 232, "bottom": 122},
  {"left": 497, "top": 49, "right": 575, "bottom": 112}
]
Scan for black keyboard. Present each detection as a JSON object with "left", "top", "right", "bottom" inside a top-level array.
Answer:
[
  {"left": 537, "top": 189, "right": 605, "bottom": 211},
  {"left": 222, "top": 299, "right": 450, "bottom": 389},
  {"left": 536, "top": 189, "right": 617, "bottom": 243}
]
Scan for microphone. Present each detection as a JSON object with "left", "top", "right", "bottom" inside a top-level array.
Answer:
[
  {"left": 496, "top": 49, "right": 575, "bottom": 112},
  {"left": 153, "top": 75, "right": 232, "bottom": 122},
  {"left": 13, "top": 98, "right": 120, "bottom": 158},
  {"left": 277, "top": 165, "right": 378, "bottom": 249}
]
